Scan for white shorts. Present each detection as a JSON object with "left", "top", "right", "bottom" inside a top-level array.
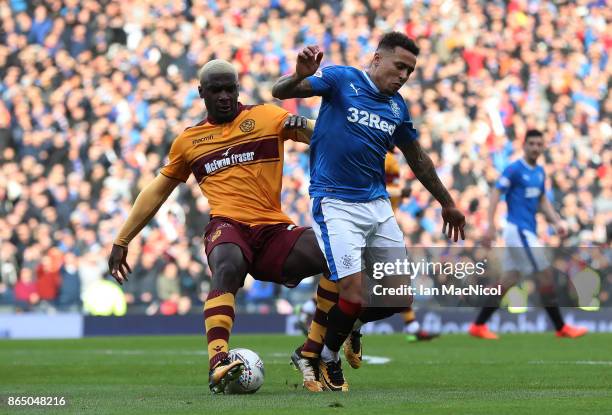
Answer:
[
  {"left": 502, "top": 222, "right": 551, "bottom": 275},
  {"left": 311, "top": 197, "right": 407, "bottom": 281}
]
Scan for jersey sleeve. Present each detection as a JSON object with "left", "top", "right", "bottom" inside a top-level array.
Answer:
[
  {"left": 305, "top": 65, "right": 341, "bottom": 97},
  {"left": 495, "top": 164, "right": 516, "bottom": 194},
  {"left": 263, "top": 104, "right": 293, "bottom": 140},
  {"left": 160, "top": 135, "right": 191, "bottom": 182},
  {"left": 392, "top": 100, "right": 419, "bottom": 145}
]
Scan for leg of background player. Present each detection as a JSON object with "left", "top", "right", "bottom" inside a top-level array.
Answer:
[
  {"left": 402, "top": 307, "right": 440, "bottom": 342},
  {"left": 536, "top": 267, "right": 588, "bottom": 338},
  {"left": 402, "top": 308, "right": 419, "bottom": 332},
  {"left": 469, "top": 271, "right": 520, "bottom": 340},
  {"left": 205, "top": 243, "right": 248, "bottom": 393},
  {"left": 296, "top": 296, "right": 316, "bottom": 336}
]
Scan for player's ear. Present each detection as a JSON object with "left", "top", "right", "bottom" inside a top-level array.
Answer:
[
  {"left": 198, "top": 85, "right": 205, "bottom": 98},
  {"left": 372, "top": 51, "right": 381, "bottom": 67}
]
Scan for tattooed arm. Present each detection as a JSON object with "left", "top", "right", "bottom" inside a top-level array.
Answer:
[
  {"left": 396, "top": 139, "right": 466, "bottom": 241},
  {"left": 272, "top": 45, "right": 323, "bottom": 100},
  {"left": 396, "top": 139, "right": 454, "bottom": 207},
  {"left": 272, "top": 74, "right": 316, "bottom": 99}
]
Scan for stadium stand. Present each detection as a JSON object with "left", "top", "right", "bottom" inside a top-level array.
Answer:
[{"left": 0, "top": 0, "right": 610, "bottom": 314}]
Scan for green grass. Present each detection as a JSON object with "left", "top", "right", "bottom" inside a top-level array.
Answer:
[{"left": 1, "top": 333, "right": 612, "bottom": 414}]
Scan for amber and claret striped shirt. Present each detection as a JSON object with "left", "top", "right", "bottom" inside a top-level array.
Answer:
[
  {"left": 161, "top": 103, "right": 299, "bottom": 226},
  {"left": 385, "top": 151, "right": 402, "bottom": 211}
]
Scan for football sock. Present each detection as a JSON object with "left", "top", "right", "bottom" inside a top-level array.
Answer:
[
  {"left": 320, "top": 345, "right": 339, "bottom": 363},
  {"left": 475, "top": 306, "right": 498, "bottom": 325},
  {"left": 301, "top": 278, "right": 338, "bottom": 359},
  {"left": 544, "top": 306, "right": 565, "bottom": 331},
  {"left": 321, "top": 300, "right": 361, "bottom": 362},
  {"left": 402, "top": 308, "right": 416, "bottom": 324},
  {"left": 538, "top": 281, "right": 565, "bottom": 330},
  {"left": 204, "top": 290, "right": 235, "bottom": 369}
]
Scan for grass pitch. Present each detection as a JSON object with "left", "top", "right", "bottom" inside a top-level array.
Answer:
[{"left": 2, "top": 333, "right": 611, "bottom": 414}]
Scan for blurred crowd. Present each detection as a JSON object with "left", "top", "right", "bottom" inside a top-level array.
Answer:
[{"left": 0, "top": 0, "right": 610, "bottom": 315}]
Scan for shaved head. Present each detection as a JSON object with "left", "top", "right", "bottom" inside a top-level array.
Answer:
[{"left": 198, "top": 59, "right": 238, "bottom": 85}]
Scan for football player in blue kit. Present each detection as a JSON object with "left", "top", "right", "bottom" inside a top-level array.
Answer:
[
  {"left": 469, "top": 129, "right": 588, "bottom": 340},
  {"left": 273, "top": 32, "right": 466, "bottom": 391}
]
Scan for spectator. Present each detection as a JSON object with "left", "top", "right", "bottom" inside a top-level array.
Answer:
[
  {"left": 57, "top": 252, "right": 81, "bottom": 311},
  {"left": 35, "top": 253, "right": 62, "bottom": 309},
  {"left": 14, "top": 268, "right": 39, "bottom": 312},
  {"left": 156, "top": 262, "right": 180, "bottom": 315},
  {"left": 82, "top": 278, "right": 127, "bottom": 316},
  {"left": 130, "top": 252, "right": 160, "bottom": 309},
  {"left": 0, "top": 0, "right": 609, "bottom": 313}
]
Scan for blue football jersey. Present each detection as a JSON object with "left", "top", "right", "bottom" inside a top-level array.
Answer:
[
  {"left": 306, "top": 65, "right": 418, "bottom": 202},
  {"left": 496, "top": 159, "right": 546, "bottom": 233}
]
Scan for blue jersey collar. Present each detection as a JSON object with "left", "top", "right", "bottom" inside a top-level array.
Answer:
[
  {"left": 361, "top": 70, "right": 398, "bottom": 102},
  {"left": 361, "top": 70, "right": 380, "bottom": 93},
  {"left": 520, "top": 158, "right": 537, "bottom": 171}
]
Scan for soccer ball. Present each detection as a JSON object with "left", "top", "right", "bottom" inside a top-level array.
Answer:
[{"left": 224, "top": 348, "right": 265, "bottom": 394}]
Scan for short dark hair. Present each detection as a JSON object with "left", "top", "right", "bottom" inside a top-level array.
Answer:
[
  {"left": 524, "top": 129, "right": 544, "bottom": 143},
  {"left": 377, "top": 32, "right": 419, "bottom": 56}
]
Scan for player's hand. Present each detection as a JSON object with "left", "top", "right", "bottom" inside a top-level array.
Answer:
[
  {"left": 283, "top": 115, "right": 308, "bottom": 130},
  {"left": 555, "top": 221, "right": 568, "bottom": 238},
  {"left": 296, "top": 45, "right": 323, "bottom": 79},
  {"left": 482, "top": 226, "right": 496, "bottom": 249},
  {"left": 441, "top": 206, "right": 466, "bottom": 242},
  {"left": 108, "top": 244, "right": 132, "bottom": 285}
]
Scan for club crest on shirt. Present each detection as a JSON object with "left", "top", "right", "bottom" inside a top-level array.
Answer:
[
  {"left": 389, "top": 99, "right": 401, "bottom": 118},
  {"left": 239, "top": 119, "right": 255, "bottom": 133},
  {"left": 211, "top": 229, "right": 222, "bottom": 242}
]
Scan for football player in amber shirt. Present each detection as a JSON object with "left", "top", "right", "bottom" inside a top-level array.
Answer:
[
  {"left": 108, "top": 59, "right": 327, "bottom": 393},
  {"left": 384, "top": 150, "right": 408, "bottom": 211}
]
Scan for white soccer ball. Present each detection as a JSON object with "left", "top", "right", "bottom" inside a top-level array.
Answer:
[{"left": 224, "top": 348, "right": 265, "bottom": 394}]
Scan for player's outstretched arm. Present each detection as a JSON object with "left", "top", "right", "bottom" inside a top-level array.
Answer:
[
  {"left": 281, "top": 115, "right": 316, "bottom": 144},
  {"left": 108, "top": 174, "right": 181, "bottom": 284},
  {"left": 539, "top": 194, "right": 567, "bottom": 237},
  {"left": 272, "top": 46, "right": 323, "bottom": 99},
  {"left": 396, "top": 139, "right": 466, "bottom": 241}
]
